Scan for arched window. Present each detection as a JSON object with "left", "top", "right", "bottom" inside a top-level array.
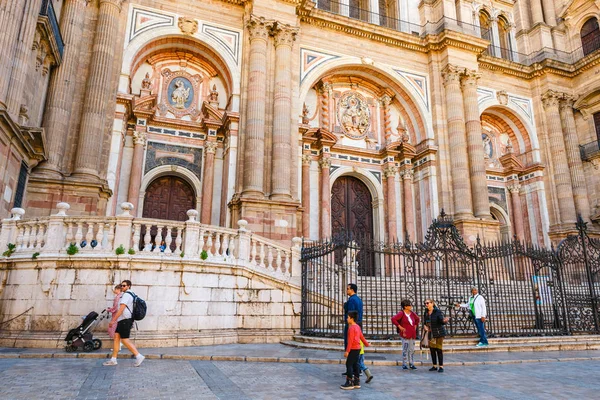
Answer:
[
  {"left": 479, "top": 11, "right": 493, "bottom": 43},
  {"left": 581, "top": 18, "right": 600, "bottom": 56},
  {"left": 498, "top": 16, "right": 512, "bottom": 60}
]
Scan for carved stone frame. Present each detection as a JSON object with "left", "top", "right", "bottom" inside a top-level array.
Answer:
[{"left": 159, "top": 68, "right": 203, "bottom": 120}]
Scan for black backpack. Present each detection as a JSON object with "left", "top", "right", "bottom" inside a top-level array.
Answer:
[{"left": 125, "top": 291, "right": 147, "bottom": 321}]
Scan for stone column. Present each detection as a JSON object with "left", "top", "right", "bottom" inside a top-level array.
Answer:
[
  {"left": 271, "top": 24, "right": 297, "bottom": 200},
  {"left": 489, "top": 17, "right": 502, "bottom": 57},
  {"left": 384, "top": 165, "right": 398, "bottom": 241},
  {"left": 401, "top": 169, "right": 416, "bottom": 241},
  {"left": 369, "top": 0, "right": 380, "bottom": 24},
  {"left": 541, "top": 0, "right": 556, "bottom": 26},
  {"left": 301, "top": 154, "right": 311, "bottom": 238},
  {"left": 5, "top": 0, "right": 44, "bottom": 118},
  {"left": 319, "top": 82, "right": 332, "bottom": 131},
  {"left": 126, "top": 131, "right": 146, "bottom": 216},
  {"left": 73, "top": 0, "right": 126, "bottom": 179},
  {"left": 559, "top": 95, "right": 591, "bottom": 221},
  {"left": 461, "top": 69, "right": 491, "bottom": 219},
  {"left": 0, "top": 0, "right": 27, "bottom": 106},
  {"left": 319, "top": 157, "right": 332, "bottom": 239},
  {"left": 201, "top": 141, "right": 218, "bottom": 225},
  {"left": 38, "top": 0, "right": 89, "bottom": 176},
  {"left": 380, "top": 94, "right": 393, "bottom": 144},
  {"left": 508, "top": 184, "right": 525, "bottom": 240},
  {"left": 242, "top": 16, "right": 272, "bottom": 197},
  {"left": 441, "top": 64, "right": 473, "bottom": 219},
  {"left": 530, "top": 0, "right": 545, "bottom": 25},
  {"left": 541, "top": 90, "right": 577, "bottom": 224}
]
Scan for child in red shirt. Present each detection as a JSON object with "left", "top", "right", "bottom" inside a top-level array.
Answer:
[
  {"left": 341, "top": 310, "right": 370, "bottom": 390},
  {"left": 391, "top": 299, "right": 420, "bottom": 370}
]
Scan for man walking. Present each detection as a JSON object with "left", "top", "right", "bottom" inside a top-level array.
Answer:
[
  {"left": 458, "top": 287, "right": 488, "bottom": 347},
  {"left": 103, "top": 280, "right": 145, "bottom": 366},
  {"left": 343, "top": 284, "right": 363, "bottom": 352}
]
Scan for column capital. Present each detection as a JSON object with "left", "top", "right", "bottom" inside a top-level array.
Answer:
[
  {"left": 246, "top": 15, "right": 274, "bottom": 41},
  {"left": 379, "top": 93, "right": 393, "bottom": 107},
  {"left": 400, "top": 169, "right": 414, "bottom": 180},
  {"left": 272, "top": 23, "right": 299, "bottom": 47},
  {"left": 441, "top": 64, "right": 465, "bottom": 86},
  {"left": 460, "top": 69, "right": 482, "bottom": 88},
  {"left": 319, "top": 81, "right": 333, "bottom": 94},
  {"left": 318, "top": 157, "right": 331, "bottom": 170},
  {"left": 204, "top": 141, "right": 218, "bottom": 154},
  {"left": 559, "top": 94, "right": 576, "bottom": 111},
  {"left": 132, "top": 131, "right": 147, "bottom": 147},
  {"left": 541, "top": 89, "right": 563, "bottom": 109},
  {"left": 507, "top": 183, "right": 521, "bottom": 194},
  {"left": 302, "top": 154, "right": 312, "bottom": 166},
  {"left": 383, "top": 165, "right": 398, "bottom": 178},
  {"left": 99, "top": 0, "right": 126, "bottom": 10}
]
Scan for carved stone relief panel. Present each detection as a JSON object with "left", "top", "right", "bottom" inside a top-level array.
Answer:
[
  {"left": 158, "top": 68, "right": 203, "bottom": 120},
  {"left": 337, "top": 91, "right": 371, "bottom": 139}
]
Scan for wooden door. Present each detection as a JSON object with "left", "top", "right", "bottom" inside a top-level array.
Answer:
[
  {"left": 141, "top": 176, "right": 196, "bottom": 250},
  {"left": 331, "top": 176, "right": 375, "bottom": 275}
]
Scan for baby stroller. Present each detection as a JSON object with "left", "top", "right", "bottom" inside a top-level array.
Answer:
[{"left": 64, "top": 310, "right": 108, "bottom": 352}]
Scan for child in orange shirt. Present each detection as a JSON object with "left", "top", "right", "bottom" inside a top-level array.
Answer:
[{"left": 341, "top": 310, "right": 370, "bottom": 390}]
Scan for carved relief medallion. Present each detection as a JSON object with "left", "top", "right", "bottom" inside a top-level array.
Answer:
[
  {"left": 160, "top": 68, "right": 202, "bottom": 119},
  {"left": 178, "top": 17, "right": 198, "bottom": 35},
  {"left": 337, "top": 91, "right": 371, "bottom": 139}
]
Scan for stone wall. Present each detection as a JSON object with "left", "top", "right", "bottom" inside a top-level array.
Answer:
[{"left": 0, "top": 257, "right": 301, "bottom": 348}]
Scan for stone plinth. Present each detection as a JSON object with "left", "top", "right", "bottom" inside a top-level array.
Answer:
[
  {"left": 453, "top": 218, "right": 501, "bottom": 246},
  {"left": 229, "top": 196, "right": 300, "bottom": 242}
]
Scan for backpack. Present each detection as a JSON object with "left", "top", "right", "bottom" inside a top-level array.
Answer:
[{"left": 125, "top": 291, "right": 147, "bottom": 321}]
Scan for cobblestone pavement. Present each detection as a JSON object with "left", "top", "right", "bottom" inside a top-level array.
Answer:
[{"left": 1, "top": 357, "right": 599, "bottom": 400}]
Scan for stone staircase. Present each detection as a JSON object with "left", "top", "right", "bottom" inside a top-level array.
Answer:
[{"left": 281, "top": 334, "right": 600, "bottom": 354}]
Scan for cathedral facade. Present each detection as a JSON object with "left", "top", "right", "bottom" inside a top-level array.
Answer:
[{"left": 1, "top": 0, "right": 600, "bottom": 247}]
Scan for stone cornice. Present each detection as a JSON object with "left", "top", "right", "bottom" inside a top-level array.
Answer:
[{"left": 0, "top": 109, "right": 47, "bottom": 166}]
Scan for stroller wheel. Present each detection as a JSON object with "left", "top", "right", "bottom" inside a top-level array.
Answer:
[
  {"left": 93, "top": 339, "right": 102, "bottom": 350},
  {"left": 83, "top": 340, "right": 95, "bottom": 352},
  {"left": 65, "top": 345, "right": 74, "bottom": 353}
]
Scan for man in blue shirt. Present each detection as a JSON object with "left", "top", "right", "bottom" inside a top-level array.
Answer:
[{"left": 343, "top": 283, "right": 363, "bottom": 350}]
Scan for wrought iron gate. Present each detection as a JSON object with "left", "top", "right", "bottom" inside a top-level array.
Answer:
[{"left": 301, "top": 212, "right": 600, "bottom": 339}]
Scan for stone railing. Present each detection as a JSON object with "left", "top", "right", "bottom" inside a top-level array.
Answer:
[{"left": 0, "top": 203, "right": 301, "bottom": 280}]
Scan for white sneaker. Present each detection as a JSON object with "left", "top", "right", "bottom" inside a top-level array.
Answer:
[
  {"left": 103, "top": 359, "right": 118, "bottom": 366},
  {"left": 134, "top": 354, "right": 145, "bottom": 367}
]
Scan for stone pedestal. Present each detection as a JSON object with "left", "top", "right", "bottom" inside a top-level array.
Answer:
[
  {"left": 229, "top": 196, "right": 300, "bottom": 242},
  {"left": 454, "top": 218, "right": 501, "bottom": 246}
]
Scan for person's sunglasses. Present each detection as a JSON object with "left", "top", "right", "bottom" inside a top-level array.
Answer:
[
  {"left": 121, "top": 284, "right": 128, "bottom": 287},
  {"left": 424, "top": 302, "right": 431, "bottom": 304}
]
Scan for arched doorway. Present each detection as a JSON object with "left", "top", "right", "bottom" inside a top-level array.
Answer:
[
  {"left": 141, "top": 175, "right": 196, "bottom": 250},
  {"left": 331, "top": 176, "right": 375, "bottom": 275}
]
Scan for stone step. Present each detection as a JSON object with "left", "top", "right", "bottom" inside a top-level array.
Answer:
[{"left": 281, "top": 334, "right": 600, "bottom": 353}]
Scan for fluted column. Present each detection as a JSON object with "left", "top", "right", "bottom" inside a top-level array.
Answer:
[
  {"left": 441, "top": 64, "right": 473, "bottom": 218},
  {"left": 541, "top": 0, "right": 556, "bottom": 26},
  {"left": 126, "top": 131, "right": 147, "bottom": 216},
  {"left": 401, "top": 169, "right": 416, "bottom": 241},
  {"left": 542, "top": 90, "right": 577, "bottom": 224},
  {"left": 5, "top": 0, "right": 44, "bottom": 117},
  {"left": 271, "top": 24, "right": 298, "bottom": 199},
  {"left": 201, "top": 141, "right": 218, "bottom": 225},
  {"left": 73, "top": 0, "right": 126, "bottom": 179},
  {"left": 242, "top": 16, "right": 272, "bottom": 197},
  {"left": 38, "top": 0, "right": 89, "bottom": 176},
  {"left": 319, "top": 157, "right": 332, "bottom": 239},
  {"left": 384, "top": 165, "right": 398, "bottom": 241},
  {"left": 508, "top": 184, "right": 525, "bottom": 240},
  {"left": 530, "top": 0, "right": 545, "bottom": 25},
  {"left": 559, "top": 95, "right": 591, "bottom": 221},
  {"left": 319, "top": 82, "right": 332, "bottom": 130},
  {"left": 301, "top": 154, "right": 311, "bottom": 238},
  {"left": 461, "top": 70, "right": 491, "bottom": 219},
  {"left": 0, "top": 0, "right": 27, "bottom": 107}
]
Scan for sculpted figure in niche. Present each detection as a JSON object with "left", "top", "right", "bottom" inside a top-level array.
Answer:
[
  {"left": 338, "top": 92, "right": 370, "bottom": 139},
  {"left": 171, "top": 79, "right": 191, "bottom": 109},
  {"left": 482, "top": 133, "right": 493, "bottom": 159}
]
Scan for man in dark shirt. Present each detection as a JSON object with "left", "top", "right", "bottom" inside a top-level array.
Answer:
[{"left": 343, "top": 283, "right": 363, "bottom": 350}]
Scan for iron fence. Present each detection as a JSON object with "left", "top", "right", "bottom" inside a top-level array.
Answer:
[{"left": 301, "top": 212, "right": 600, "bottom": 339}]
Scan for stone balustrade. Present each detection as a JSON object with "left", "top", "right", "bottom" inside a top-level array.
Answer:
[{"left": 0, "top": 202, "right": 302, "bottom": 280}]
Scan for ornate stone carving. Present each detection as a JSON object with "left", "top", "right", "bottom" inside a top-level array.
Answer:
[
  {"left": 301, "top": 154, "right": 312, "bottom": 165},
  {"left": 559, "top": 94, "right": 575, "bottom": 111},
  {"left": 133, "top": 131, "right": 147, "bottom": 146},
  {"left": 507, "top": 184, "right": 521, "bottom": 194},
  {"left": 160, "top": 68, "right": 202, "bottom": 119},
  {"left": 208, "top": 84, "right": 219, "bottom": 106},
  {"left": 496, "top": 90, "right": 508, "bottom": 105},
  {"left": 441, "top": 64, "right": 464, "bottom": 86},
  {"left": 383, "top": 166, "right": 398, "bottom": 178},
  {"left": 505, "top": 140, "right": 513, "bottom": 154},
  {"left": 401, "top": 169, "right": 414, "bottom": 180},
  {"left": 301, "top": 103, "right": 310, "bottom": 124},
  {"left": 319, "top": 158, "right": 331, "bottom": 170},
  {"left": 178, "top": 17, "right": 198, "bottom": 35},
  {"left": 541, "top": 89, "right": 562, "bottom": 109},
  {"left": 337, "top": 91, "right": 371, "bottom": 139},
  {"left": 273, "top": 24, "right": 298, "bottom": 47},
  {"left": 246, "top": 16, "right": 273, "bottom": 41},
  {"left": 204, "top": 141, "right": 218, "bottom": 154},
  {"left": 482, "top": 133, "right": 493, "bottom": 159},
  {"left": 18, "top": 105, "right": 29, "bottom": 126},
  {"left": 141, "top": 73, "right": 152, "bottom": 90},
  {"left": 460, "top": 69, "right": 482, "bottom": 88},
  {"left": 171, "top": 79, "right": 191, "bottom": 109}
]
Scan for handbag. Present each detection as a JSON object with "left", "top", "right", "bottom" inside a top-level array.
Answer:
[{"left": 419, "top": 326, "right": 429, "bottom": 349}]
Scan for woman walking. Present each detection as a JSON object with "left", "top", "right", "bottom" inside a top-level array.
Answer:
[{"left": 423, "top": 299, "right": 449, "bottom": 373}]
